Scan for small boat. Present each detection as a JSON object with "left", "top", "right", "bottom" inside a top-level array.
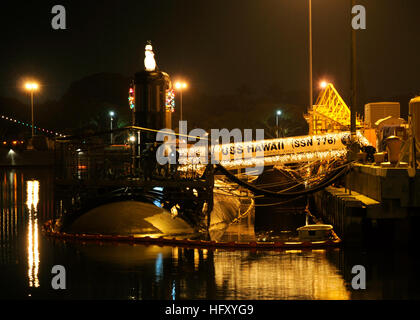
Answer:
[{"left": 297, "top": 224, "right": 334, "bottom": 241}]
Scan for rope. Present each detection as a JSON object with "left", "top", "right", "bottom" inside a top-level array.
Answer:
[
  {"left": 56, "top": 125, "right": 209, "bottom": 141},
  {"left": 231, "top": 198, "right": 255, "bottom": 223}
]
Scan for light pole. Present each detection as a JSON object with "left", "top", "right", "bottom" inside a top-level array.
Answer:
[
  {"left": 276, "top": 109, "right": 282, "bottom": 138},
  {"left": 175, "top": 81, "right": 188, "bottom": 121},
  {"left": 24, "top": 82, "right": 39, "bottom": 138},
  {"left": 109, "top": 111, "right": 115, "bottom": 144},
  {"left": 350, "top": 0, "right": 357, "bottom": 141},
  {"left": 309, "top": 0, "right": 313, "bottom": 109}
]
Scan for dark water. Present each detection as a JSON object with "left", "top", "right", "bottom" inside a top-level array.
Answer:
[{"left": 1, "top": 168, "right": 420, "bottom": 300}]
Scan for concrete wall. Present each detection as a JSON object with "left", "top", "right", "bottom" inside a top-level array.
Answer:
[
  {"left": 312, "top": 164, "right": 420, "bottom": 246},
  {"left": 312, "top": 187, "right": 368, "bottom": 246},
  {"left": 349, "top": 164, "right": 420, "bottom": 214}
]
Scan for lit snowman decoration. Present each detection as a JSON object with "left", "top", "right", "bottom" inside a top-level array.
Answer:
[{"left": 144, "top": 43, "right": 156, "bottom": 72}]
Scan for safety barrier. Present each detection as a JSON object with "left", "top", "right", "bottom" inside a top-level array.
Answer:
[{"left": 42, "top": 220, "right": 341, "bottom": 250}]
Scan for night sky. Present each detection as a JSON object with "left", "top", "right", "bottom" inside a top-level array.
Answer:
[{"left": 1, "top": 0, "right": 420, "bottom": 116}]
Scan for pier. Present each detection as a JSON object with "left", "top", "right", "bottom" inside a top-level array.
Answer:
[{"left": 314, "top": 164, "right": 420, "bottom": 246}]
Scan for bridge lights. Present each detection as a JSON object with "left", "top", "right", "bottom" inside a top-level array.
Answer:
[{"left": 320, "top": 81, "right": 328, "bottom": 89}]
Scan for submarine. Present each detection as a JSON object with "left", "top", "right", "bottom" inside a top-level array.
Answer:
[{"left": 52, "top": 42, "right": 219, "bottom": 239}]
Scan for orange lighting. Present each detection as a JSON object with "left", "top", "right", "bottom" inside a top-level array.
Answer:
[
  {"left": 25, "top": 82, "right": 39, "bottom": 91},
  {"left": 320, "top": 81, "right": 328, "bottom": 89},
  {"left": 12, "top": 141, "right": 17, "bottom": 145},
  {"left": 175, "top": 81, "right": 188, "bottom": 90}
]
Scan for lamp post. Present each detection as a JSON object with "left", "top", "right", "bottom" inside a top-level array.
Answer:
[
  {"left": 276, "top": 109, "right": 282, "bottom": 138},
  {"left": 350, "top": 0, "right": 357, "bottom": 141},
  {"left": 309, "top": 0, "right": 313, "bottom": 110},
  {"left": 175, "top": 81, "right": 188, "bottom": 121},
  {"left": 109, "top": 111, "right": 115, "bottom": 144},
  {"left": 24, "top": 82, "right": 39, "bottom": 138}
]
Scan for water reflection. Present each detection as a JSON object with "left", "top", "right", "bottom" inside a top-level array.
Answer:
[
  {"left": 63, "top": 240, "right": 349, "bottom": 299},
  {"left": 26, "top": 180, "right": 40, "bottom": 288},
  {"left": 1, "top": 168, "right": 420, "bottom": 299},
  {"left": 194, "top": 249, "right": 200, "bottom": 271},
  {"left": 155, "top": 253, "right": 163, "bottom": 281},
  {"left": 1, "top": 170, "right": 21, "bottom": 266},
  {"left": 212, "top": 249, "right": 350, "bottom": 300}
]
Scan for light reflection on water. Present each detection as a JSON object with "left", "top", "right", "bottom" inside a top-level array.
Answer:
[
  {"left": 26, "top": 180, "right": 40, "bottom": 288},
  {"left": 212, "top": 249, "right": 350, "bottom": 300},
  {"left": 1, "top": 168, "right": 419, "bottom": 300}
]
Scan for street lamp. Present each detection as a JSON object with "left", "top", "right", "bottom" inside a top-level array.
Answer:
[
  {"left": 109, "top": 111, "right": 115, "bottom": 144},
  {"left": 320, "top": 81, "right": 328, "bottom": 89},
  {"left": 309, "top": 0, "right": 313, "bottom": 109},
  {"left": 276, "top": 109, "right": 282, "bottom": 138},
  {"left": 24, "top": 82, "right": 39, "bottom": 137},
  {"left": 175, "top": 81, "right": 188, "bottom": 121}
]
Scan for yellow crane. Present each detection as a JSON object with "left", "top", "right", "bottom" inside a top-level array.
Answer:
[{"left": 305, "top": 83, "right": 363, "bottom": 135}]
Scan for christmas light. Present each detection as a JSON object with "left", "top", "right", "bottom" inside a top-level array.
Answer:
[
  {"left": 174, "top": 131, "right": 370, "bottom": 169},
  {"left": 0, "top": 113, "right": 65, "bottom": 137},
  {"left": 165, "top": 89, "right": 176, "bottom": 112},
  {"left": 144, "top": 43, "right": 156, "bottom": 72},
  {"left": 128, "top": 82, "right": 135, "bottom": 110}
]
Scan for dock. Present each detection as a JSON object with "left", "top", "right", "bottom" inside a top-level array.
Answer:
[{"left": 313, "top": 163, "right": 420, "bottom": 246}]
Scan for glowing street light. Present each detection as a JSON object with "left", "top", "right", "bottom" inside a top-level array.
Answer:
[
  {"left": 276, "top": 109, "right": 283, "bottom": 138},
  {"left": 175, "top": 82, "right": 187, "bottom": 90},
  {"left": 24, "top": 82, "right": 39, "bottom": 137},
  {"left": 25, "top": 83, "right": 39, "bottom": 91},
  {"left": 320, "top": 81, "right": 328, "bottom": 89},
  {"left": 109, "top": 111, "right": 115, "bottom": 144},
  {"left": 174, "top": 81, "right": 188, "bottom": 121}
]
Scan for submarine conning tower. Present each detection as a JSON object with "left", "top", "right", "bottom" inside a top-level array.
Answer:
[{"left": 133, "top": 42, "right": 174, "bottom": 145}]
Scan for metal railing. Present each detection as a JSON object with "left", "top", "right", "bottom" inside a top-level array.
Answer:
[{"left": 54, "top": 127, "right": 202, "bottom": 183}]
